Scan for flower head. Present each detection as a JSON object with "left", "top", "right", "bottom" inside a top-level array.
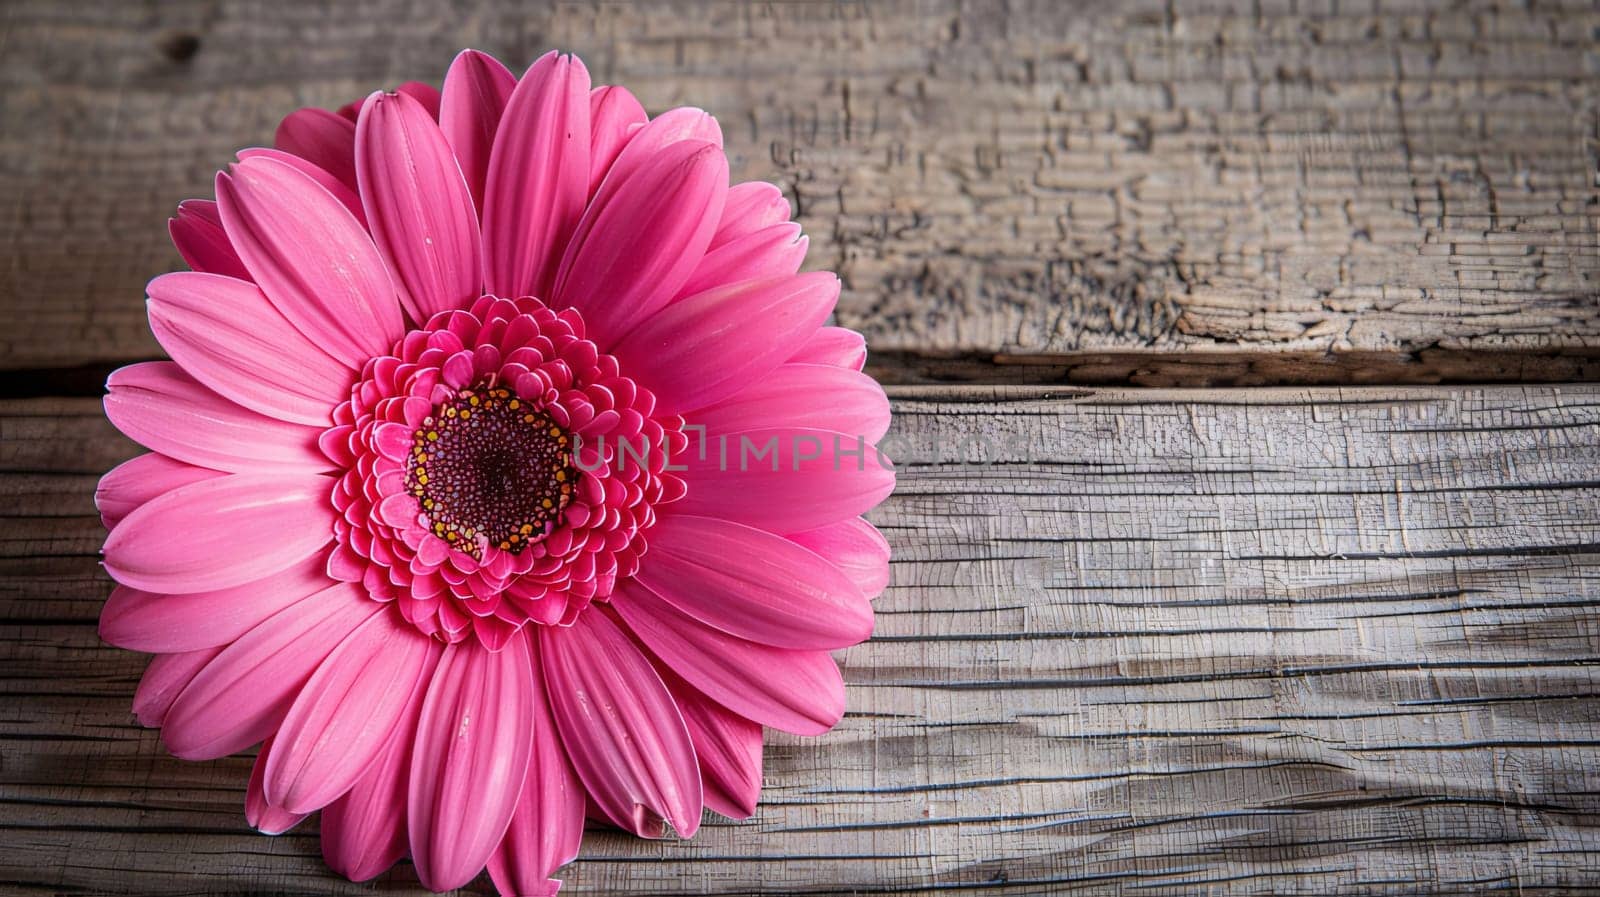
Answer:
[{"left": 98, "top": 49, "right": 893, "bottom": 894}]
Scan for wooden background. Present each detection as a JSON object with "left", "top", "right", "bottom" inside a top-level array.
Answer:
[{"left": 3, "top": 1, "right": 1600, "bottom": 894}]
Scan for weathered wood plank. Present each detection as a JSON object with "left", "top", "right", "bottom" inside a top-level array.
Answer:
[
  {"left": 2, "top": 386, "right": 1598, "bottom": 894},
  {"left": 2, "top": 1, "right": 1599, "bottom": 385}
]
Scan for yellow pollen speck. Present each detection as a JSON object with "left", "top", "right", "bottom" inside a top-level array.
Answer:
[
  {"left": 426, "top": 431, "right": 439, "bottom": 441},
  {"left": 523, "top": 413, "right": 536, "bottom": 423},
  {"left": 469, "top": 396, "right": 480, "bottom": 406},
  {"left": 509, "top": 400, "right": 520, "bottom": 409},
  {"left": 499, "top": 541, "right": 510, "bottom": 550},
  {"left": 548, "top": 426, "right": 561, "bottom": 437},
  {"left": 460, "top": 410, "right": 471, "bottom": 419},
  {"left": 542, "top": 498, "right": 553, "bottom": 509},
  {"left": 520, "top": 524, "right": 533, "bottom": 535},
  {"left": 554, "top": 470, "right": 566, "bottom": 482}
]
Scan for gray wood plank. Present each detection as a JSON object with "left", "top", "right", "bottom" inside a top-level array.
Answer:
[
  {"left": 2, "top": 385, "right": 1598, "bottom": 894},
  {"left": 2, "top": 1, "right": 1599, "bottom": 385}
]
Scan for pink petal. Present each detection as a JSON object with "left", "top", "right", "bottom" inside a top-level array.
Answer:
[
  {"left": 96, "top": 453, "right": 221, "bottom": 531},
  {"left": 637, "top": 515, "right": 872, "bottom": 650},
  {"left": 661, "top": 669, "right": 763, "bottom": 819},
  {"left": 215, "top": 155, "right": 403, "bottom": 369},
  {"left": 673, "top": 425, "right": 894, "bottom": 534},
  {"left": 356, "top": 90, "right": 483, "bottom": 322},
  {"left": 321, "top": 640, "right": 441, "bottom": 882},
  {"left": 396, "top": 80, "right": 441, "bottom": 118},
  {"left": 105, "top": 362, "right": 328, "bottom": 473},
  {"left": 482, "top": 51, "right": 591, "bottom": 301},
  {"left": 597, "top": 106, "right": 723, "bottom": 194},
  {"left": 169, "top": 200, "right": 251, "bottom": 280},
  {"left": 161, "top": 582, "right": 381, "bottom": 760},
  {"left": 788, "top": 326, "right": 867, "bottom": 370},
  {"left": 612, "top": 581, "right": 846, "bottom": 736},
  {"left": 711, "top": 182, "right": 791, "bottom": 249},
  {"left": 439, "top": 49, "right": 517, "bottom": 216},
  {"left": 674, "top": 222, "right": 806, "bottom": 299},
  {"left": 408, "top": 632, "right": 536, "bottom": 891},
  {"left": 694, "top": 362, "right": 891, "bottom": 443},
  {"left": 102, "top": 473, "right": 336, "bottom": 594},
  {"left": 587, "top": 85, "right": 646, "bottom": 195},
  {"left": 274, "top": 107, "right": 359, "bottom": 192},
  {"left": 247, "top": 736, "right": 308, "bottom": 835},
  {"left": 487, "top": 649, "right": 586, "bottom": 897},
  {"left": 539, "top": 610, "right": 702, "bottom": 838},
  {"left": 788, "top": 517, "right": 892, "bottom": 600},
  {"left": 266, "top": 609, "right": 435, "bottom": 813},
  {"left": 131, "top": 647, "right": 222, "bottom": 728},
  {"left": 237, "top": 147, "right": 369, "bottom": 228},
  {"left": 612, "top": 274, "right": 839, "bottom": 415},
  {"left": 99, "top": 555, "right": 332, "bottom": 653},
  {"left": 146, "top": 272, "right": 353, "bottom": 426},
  {"left": 552, "top": 139, "right": 727, "bottom": 344}
]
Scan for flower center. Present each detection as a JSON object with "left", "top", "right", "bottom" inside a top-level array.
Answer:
[{"left": 406, "top": 386, "right": 576, "bottom": 559}]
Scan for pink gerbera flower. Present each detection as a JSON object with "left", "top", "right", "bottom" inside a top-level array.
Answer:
[{"left": 96, "top": 49, "right": 894, "bottom": 895}]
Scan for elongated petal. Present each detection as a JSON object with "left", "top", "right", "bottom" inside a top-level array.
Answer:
[
  {"left": 396, "top": 80, "right": 441, "bottom": 118},
  {"left": 409, "top": 633, "right": 535, "bottom": 891},
  {"left": 540, "top": 610, "right": 702, "bottom": 838},
  {"left": 105, "top": 362, "right": 328, "bottom": 473},
  {"left": 638, "top": 515, "right": 871, "bottom": 650},
  {"left": 661, "top": 669, "right": 763, "bottom": 819},
  {"left": 247, "top": 736, "right": 308, "bottom": 834},
  {"left": 440, "top": 49, "right": 516, "bottom": 213},
  {"left": 132, "top": 647, "right": 221, "bottom": 728},
  {"left": 487, "top": 646, "right": 585, "bottom": 897},
  {"left": 357, "top": 90, "right": 483, "bottom": 322},
  {"left": 267, "top": 610, "right": 435, "bottom": 813},
  {"left": 161, "top": 582, "right": 380, "bottom": 760},
  {"left": 674, "top": 425, "right": 894, "bottom": 533},
  {"left": 96, "top": 453, "right": 221, "bottom": 531},
  {"left": 146, "top": 273, "right": 353, "bottom": 426},
  {"left": 482, "top": 51, "right": 591, "bottom": 301},
  {"left": 674, "top": 222, "right": 805, "bottom": 300},
  {"left": 612, "top": 274, "right": 838, "bottom": 415},
  {"left": 612, "top": 582, "right": 845, "bottom": 736},
  {"left": 169, "top": 200, "right": 250, "bottom": 280},
  {"left": 789, "top": 325, "right": 867, "bottom": 370},
  {"left": 99, "top": 555, "right": 331, "bottom": 653},
  {"left": 216, "top": 155, "right": 403, "bottom": 368},
  {"left": 321, "top": 640, "right": 440, "bottom": 881},
  {"left": 275, "top": 107, "right": 359, "bottom": 192},
  {"left": 553, "top": 140, "right": 727, "bottom": 344},
  {"left": 598, "top": 106, "right": 722, "bottom": 194},
  {"left": 694, "top": 362, "right": 890, "bottom": 443},
  {"left": 711, "top": 181, "right": 791, "bottom": 249},
  {"left": 587, "top": 85, "right": 646, "bottom": 195},
  {"left": 788, "top": 517, "right": 892, "bottom": 600},
  {"left": 103, "top": 473, "right": 336, "bottom": 594},
  {"left": 237, "top": 147, "right": 369, "bottom": 228}
]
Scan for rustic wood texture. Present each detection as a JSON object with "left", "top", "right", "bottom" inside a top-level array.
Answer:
[
  {"left": 4, "top": 386, "right": 1599, "bottom": 895},
  {"left": 2, "top": 0, "right": 1599, "bottom": 384}
]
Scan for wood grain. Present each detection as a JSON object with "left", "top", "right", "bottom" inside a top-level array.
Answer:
[
  {"left": 4, "top": 385, "right": 1599, "bottom": 895},
  {"left": 2, "top": 0, "right": 1599, "bottom": 385}
]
